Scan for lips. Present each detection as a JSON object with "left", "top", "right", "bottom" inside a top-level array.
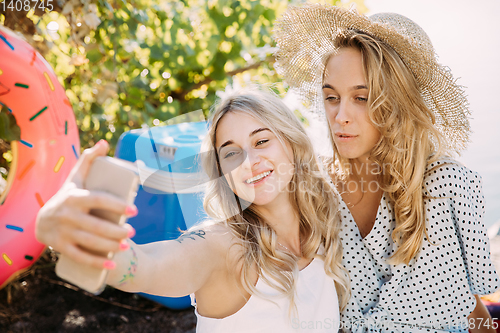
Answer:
[
  {"left": 335, "top": 132, "right": 358, "bottom": 141},
  {"left": 244, "top": 170, "right": 272, "bottom": 184},
  {"left": 335, "top": 132, "right": 357, "bottom": 138}
]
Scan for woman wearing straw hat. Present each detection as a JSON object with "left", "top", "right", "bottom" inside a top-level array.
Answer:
[
  {"left": 36, "top": 88, "right": 350, "bottom": 332},
  {"left": 274, "top": 4, "right": 500, "bottom": 333}
]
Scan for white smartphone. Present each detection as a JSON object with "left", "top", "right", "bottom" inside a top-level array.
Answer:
[{"left": 55, "top": 156, "right": 140, "bottom": 294}]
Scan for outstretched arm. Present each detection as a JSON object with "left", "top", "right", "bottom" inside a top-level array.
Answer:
[
  {"left": 35, "top": 141, "right": 229, "bottom": 297},
  {"left": 107, "top": 227, "right": 229, "bottom": 297}
]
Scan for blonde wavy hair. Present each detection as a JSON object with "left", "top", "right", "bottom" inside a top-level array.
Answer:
[
  {"left": 324, "top": 31, "right": 447, "bottom": 265},
  {"left": 200, "top": 88, "right": 350, "bottom": 311}
]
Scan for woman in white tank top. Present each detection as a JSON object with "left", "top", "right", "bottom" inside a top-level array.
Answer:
[{"left": 36, "top": 88, "right": 350, "bottom": 332}]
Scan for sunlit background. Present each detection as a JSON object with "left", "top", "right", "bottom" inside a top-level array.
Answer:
[{"left": 1, "top": 0, "right": 498, "bottom": 227}]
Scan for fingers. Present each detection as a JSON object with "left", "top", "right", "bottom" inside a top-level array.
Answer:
[
  {"left": 68, "top": 140, "right": 110, "bottom": 187},
  {"left": 54, "top": 218, "right": 133, "bottom": 270},
  {"left": 56, "top": 189, "right": 136, "bottom": 242},
  {"left": 40, "top": 188, "right": 135, "bottom": 240},
  {"left": 124, "top": 224, "right": 136, "bottom": 238},
  {"left": 36, "top": 187, "right": 137, "bottom": 263},
  {"left": 72, "top": 228, "right": 129, "bottom": 255},
  {"left": 64, "top": 243, "right": 116, "bottom": 270},
  {"left": 71, "top": 208, "right": 131, "bottom": 241},
  {"left": 49, "top": 213, "right": 133, "bottom": 270},
  {"left": 61, "top": 226, "right": 135, "bottom": 270},
  {"left": 71, "top": 189, "right": 137, "bottom": 222}
]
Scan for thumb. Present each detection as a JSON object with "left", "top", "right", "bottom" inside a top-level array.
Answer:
[{"left": 67, "top": 140, "right": 110, "bottom": 187}]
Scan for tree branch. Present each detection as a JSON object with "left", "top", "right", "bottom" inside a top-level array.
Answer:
[{"left": 173, "top": 56, "right": 275, "bottom": 101}]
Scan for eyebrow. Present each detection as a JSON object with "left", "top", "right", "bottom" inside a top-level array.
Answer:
[
  {"left": 322, "top": 83, "right": 368, "bottom": 91},
  {"left": 218, "top": 127, "right": 270, "bottom": 150}
]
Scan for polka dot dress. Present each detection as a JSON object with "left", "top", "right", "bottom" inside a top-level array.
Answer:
[{"left": 336, "top": 158, "right": 500, "bottom": 333}]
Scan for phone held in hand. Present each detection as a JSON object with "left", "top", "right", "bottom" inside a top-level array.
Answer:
[{"left": 55, "top": 156, "right": 140, "bottom": 294}]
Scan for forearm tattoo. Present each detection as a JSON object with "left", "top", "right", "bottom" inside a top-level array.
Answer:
[
  {"left": 118, "top": 246, "right": 138, "bottom": 286},
  {"left": 175, "top": 230, "right": 206, "bottom": 243}
]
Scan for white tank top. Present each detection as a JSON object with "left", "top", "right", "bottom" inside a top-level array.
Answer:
[{"left": 191, "top": 256, "right": 340, "bottom": 332}]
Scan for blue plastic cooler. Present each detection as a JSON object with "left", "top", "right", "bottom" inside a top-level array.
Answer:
[{"left": 115, "top": 121, "right": 208, "bottom": 309}]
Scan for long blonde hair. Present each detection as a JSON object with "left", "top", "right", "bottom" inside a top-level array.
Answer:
[
  {"left": 324, "top": 31, "right": 447, "bottom": 265},
  {"left": 201, "top": 88, "right": 350, "bottom": 310}
]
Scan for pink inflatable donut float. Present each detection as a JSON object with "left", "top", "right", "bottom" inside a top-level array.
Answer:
[{"left": 0, "top": 26, "right": 80, "bottom": 288}]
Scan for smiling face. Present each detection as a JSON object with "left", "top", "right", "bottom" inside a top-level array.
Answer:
[
  {"left": 215, "top": 111, "right": 295, "bottom": 208},
  {"left": 323, "top": 47, "right": 381, "bottom": 163}
]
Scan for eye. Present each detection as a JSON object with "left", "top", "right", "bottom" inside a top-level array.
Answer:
[
  {"left": 256, "top": 139, "right": 269, "bottom": 146},
  {"left": 325, "top": 95, "right": 339, "bottom": 102},
  {"left": 325, "top": 96, "right": 340, "bottom": 104},
  {"left": 355, "top": 96, "right": 368, "bottom": 102},
  {"left": 224, "top": 150, "right": 239, "bottom": 159}
]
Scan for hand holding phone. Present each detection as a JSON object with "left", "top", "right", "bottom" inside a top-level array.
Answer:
[{"left": 55, "top": 156, "right": 139, "bottom": 294}]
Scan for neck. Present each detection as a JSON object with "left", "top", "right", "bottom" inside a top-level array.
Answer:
[
  {"left": 351, "top": 158, "right": 379, "bottom": 181},
  {"left": 255, "top": 194, "right": 301, "bottom": 255}
]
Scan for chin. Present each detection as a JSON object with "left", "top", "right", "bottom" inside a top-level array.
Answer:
[
  {"left": 252, "top": 196, "right": 275, "bottom": 206},
  {"left": 337, "top": 152, "right": 358, "bottom": 160},
  {"left": 335, "top": 147, "right": 362, "bottom": 159},
  {"left": 253, "top": 193, "right": 281, "bottom": 207}
]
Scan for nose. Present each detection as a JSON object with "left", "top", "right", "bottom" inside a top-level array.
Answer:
[
  {"left": 244, "top": 148, "right": 262, "bottom": 170},
  {"left": 335, "top": 101, "right": 351, "bottom": 125}
]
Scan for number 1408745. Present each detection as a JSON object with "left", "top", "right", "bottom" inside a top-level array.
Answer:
[{"left": 1, "top": 0, "right": 53, "bottom": 12}]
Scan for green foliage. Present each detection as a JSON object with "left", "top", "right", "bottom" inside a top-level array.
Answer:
[
  {"left": 1, "top": 0, "right": 342, "bottom": 154},
  {"left": 0, "top": 105, "right": 20, "bottom": 142},
  {"left": 0, "top": 104, "right": 20, "bottom": 180}
]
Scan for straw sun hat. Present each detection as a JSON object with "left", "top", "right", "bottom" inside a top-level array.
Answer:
[{"left": 273, "top": 3, "right": 471, "bottom": 152}]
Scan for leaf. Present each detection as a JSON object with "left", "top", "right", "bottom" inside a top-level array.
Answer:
[
  {"left": 87, "top": 48, "right": 104, "bottom": 63},
  {"left": 262, "top": 9, "right": 275, "bottom": 22},
  {"left": 0, "top": 106, "right": 21, "bottom": 142},
  {"left": 90, "top": 102, "right": 104, "bottom": 115},
  {"left": 149, "top": 44, "right": 165, "bottom": 61},
  {"left": 145, "top": 101, "right": 156, "bottom": 115}
]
